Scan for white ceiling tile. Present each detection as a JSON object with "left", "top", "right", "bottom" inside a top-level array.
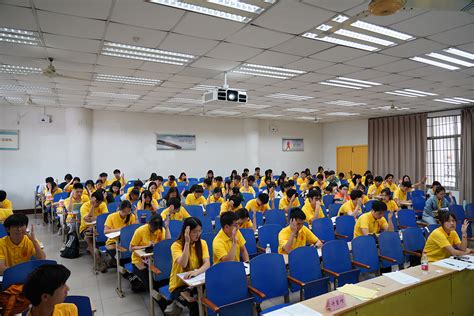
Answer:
[
  {"left": 346, "top": 69, "right": 388, "bottom": 80},
  {"left": 159, "top": 33, "right": 218, "bottom": 56},
  {"left": 167, "top": 75, "right": 204, "bottom": 84},
  {"left": 97, "top": 55, "right": 143, "bottom": 69},
  {"left": 0, "top": 43, "right": 47, "bottom": 58},
  {"left": 0, "top": 0, "right": 30, "bottom": 6},
  {"left": 139, "top": 61, "right": 184, "bottom": 74},
  {"left": 43, "top": 33, "right": 100, "bottom": 53},
  {"left": 191, "top": 57, "right": 240, "bottom": 71},
  {"left": 160, "top": 81, "right": 193, "bottom": 89},
  {"left": 397, "top": 65, "right": 450, "bottom": 77},
  {"left": 283, "top": 58, "right": 334, "bottom": 71},
  {"left": 270, "top": 36, "right": 334, "bottom": 57},
  {"left": 105, "top": 23, "right": 167, "bottom": 48},
  {"left": 311, "top": 46, "right": 370, "bottom": 62},
  {"left": 177, "top": 67, "right": 220, "bottom": 79},
  {"left": 173, "top": 12, "right": 244, "bottom": 41},
  {"left": 47, "top": 48, "right": 96, "bottom": 64},
  {"left": 34, "top": 0, "right": 112, "bottom": 19},
  {"left": 293, "top": 72, "right": 334, "bottom": 83},
  {"left": 303, "top": 0, "right": 366, "bottom": 12},
  {"left": 428, "top": 23, "right": 474, "bottom": 46},
  {"left": 206, "top": 43, "right": 262, "bottom": 61},
  {"left": 343, "top": 53, "right": 400, "bottom": 68},
  {"left": 245, "top": 51, "right": 301, "bottom": 67},
  {"left": 37, "top": 11, "right": 106, "bottom": 39},
  {"left": 374, "top": 59, "right": 425, "bottom": 73},
  {"left": 317, "top": 64, "right": 363, "bottom": 75},
  {"left": 381, "top": 38, "right": 447, "bottom": 58},
  {"left": 0, "top": 4, "right": 36, "bottom": 30},
  {"left": 226, "top": 25, "right": 294, "bottom": 49},
  {"left": 390, "top": 78, "right": 436, "bottom": 88},
  {"left": 271, "top": 80, "right": 310, "bottom": 89}
]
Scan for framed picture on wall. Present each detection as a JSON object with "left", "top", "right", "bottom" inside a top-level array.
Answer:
[
  {"left": 156, "top": 134, "right": 196, "bottom": 150},
  {"left": 282, "top": 138, "right": 304, "bottom": 152},
  {"left": 0, "top": 130, "right": 19, "bottom": 150}
]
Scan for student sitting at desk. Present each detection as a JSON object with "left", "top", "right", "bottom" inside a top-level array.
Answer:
[
  {"left": 334, "top": 184, "right": 350, "bottom": 203},
  {"left": 112, "top": 169, "right": 126, "bottom": 187},
  {"left": 169, "top": 217, "right": 210, "bottom": 316},
  {"left": 164, "top": 175, "right": 177, "bottom": 188},
  {"left": 185, "top": 185, "right": 207, "bottom": 206},
  {"left": 302, "top": 189, "right": 325, "bottom": 225},
  {"left": 338, "top": 190, "right": 363, "bottom": 217},
  {"left": 423, "top": 212, "right": 471, "bottom": 262},
  {"left": 106, "top": 180, "right": 122, "bottom": 203},
  {"left": 0, "top": 190, "right": 13, "bottom": 223},
  {"left": 220, "top": 195, "right": 242, "bottom": 214},
  {"left": 423, "top": 186, "right": 454, "bottom": 225},
  {"left": 353, "top": 200, "right": 393, "bottom": 238},
  {"left": 104, "top": 200, "right": 137, "bottom": 262},
  {"left": 394, "top": 181, "right": 412, "bottom": 208},
  {"left": 208, "top": 188, "right": 224, "bottom": 204},
  {"left": 23, "top": 264, "right": 78, "bottom": 316},
  {"left": 381, "top": 188, "right": 400, "bottom": 212},
  {"left": 0, "top": 214, "right": 46, "bottom": 275},
  {"left": 148, "top": 182, "right": 161, "bottom": 201},
  {"left": 245, "top": 193, "right": 270, "bottom": 213},
  {"left": 62, "top": 183, "right": 89, "bottom": 228},
  {"left": 279, "top": 189, "right": 300, "bottom": 214},
  {"left": 161, "top": 197, "right": 190, "bottom": 221},
  {"left": 368, "top": 176, "right": 384, "bottom": 199},
  {"left": 212, "top": 211, "right": 249, "bottom": 264},
  {"left": 383, "top": 174, "right": 398, "bottom": 192},
  {"left": 236, "top": 208, "right": 256, "bottom": 232},
  {"left": 278, "top": 208, "right": 322, "bottom": 254},
  {"left": 136, "top": 190, "right": 158, "bottom": 212},
  {"left": 239, "top": 177, "right": 256, "bottom": 197}
]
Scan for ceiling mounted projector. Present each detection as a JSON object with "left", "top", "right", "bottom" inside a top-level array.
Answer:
[{"left": 202, "top": 72, "right": 248, "bottom": 104}]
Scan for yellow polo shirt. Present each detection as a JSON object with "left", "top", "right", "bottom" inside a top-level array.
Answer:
[
  {"left": 353, "top": 212, "right": 388, "bottom": 238},
  {"left": 384, "top": 200, "right": 399, "bottom": 212},
  {"left": 384, "top": 182, "right": 398, "bottom": 192},
  {"left": 164, "top": 181, "right": 177, "bottom": 188},
  {"left": 26, "top": 303, "right": 78, "bottom": 316},
  {"left": 127, "top": 187, "right": 144, "bottom": 195},
  {"left": 137, "top": 199, "right": 159, "bottom": 211},
  {"left": 314, "top": 181, "right": 327, "bottom": 191},
  {"left": 239, "top": 220, "right": 253, "bottom": 229},
  {"left": 130, "top": 224, "right": 166, "bottom": 265},
  {"left": 44, "top": 188, "right": 63, "bottom": 206},
  {"left": 169, "top": 240, "right": 209, "bottom": 292},
  {"left": 240, "top": 186, "right": 256, "bottom": 196},
  {"left": 209, "top": 196, "right": 224, "bottom": 203},
  {"left": 220, "top": 201, "right": 237, "bottom": 215},
  {"left": 338, "top": 200, "right": 357, "bottom": 216},
  {"left": 394, "top": 188, "right": 407, "bottom": 201},
  {"left": 104, "top": 212, "right": 137, "bottom": 246},
  {"left": 161, "top": 206, "right": 190, "bottom": 221},
  {"left": 152, "top": 190, "right": 161, "bottom": 201},
  {"left": 212, "top": 229, "right": 246, "bottom": 264},
  {"left": 79, "top": 201, "right": 108, "bottom": 233},
  {"left": 0, "top": 235, "right": 37, "bottom": 268},
  {"left": 296, "top": 177, "right": 305, "bottom": 186},
  {"left": 245, "top": 199, "right": 270, "bottom": 213},
  {"left": 0, "top": 199, "right": 13, "bottom": 222},
  {"left": 185, "top": 194, "right": 207, "bottom": 206},
  {"left": 424, "top": 227, "right": 461, "bottom": 262},
  {"left": 368, "top": 184, "right": 383, "bottom": 196},
  {"left": 278, "top": 226, "right": 318, "bottom": 254},
  {"left": 278, "top": 197, "right": 300, "bottom": 210},
  {"left": 301, "top": 201, "right": 325, "bottom": 225},
  {"left": 63, "top": 195, "right": 90, "bottom": 221}
]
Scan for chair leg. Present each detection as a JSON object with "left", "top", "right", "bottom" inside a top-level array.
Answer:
[
  {"left": 115, "top": 246, "right": 125, "bottom": 298},
  {"left": 284, "top": 294, "right": 289, "bottom": 304}
]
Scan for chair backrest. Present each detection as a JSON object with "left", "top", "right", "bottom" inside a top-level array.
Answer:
[
  {"left": 249, "top": 211, "right": 264, "bottom": 228},
  {"left": 384, "top": 211, "right": 399, "bottom": 232},
  {"left": 322, "top": 240, "right": 352, "bottom": 274},
  {"left": 242, "top": 193, "right": 254, "bottom": 203},
  {"left": 240, "top": 228, "right": 258, "bottom": 255},
  {"left": 206, "top": 203, "right": 222, "bottom": 221},
  {"left": 364, "top": 200, "right": 375, "bottom": 214},
  {"left": 322, "top": 195, "right": 334, "bottom": 208},
  {"left": 201, "top": 232, "right": 217, "bottom": 265},
  {"left": 0, "top": 224, "right": 7, "bottom": 238},
  {"left": 188, "top": 178, "right": 199, "bottom": 185},
  {"left": 412, "top": 196, "right": 426, "bottom": 212},
  {"left": 456, "top": 221, "right": 472, "bottom": 238},
  {"left": 328, "top": 204, "right": 342, "bottom": 218},
  {"left": 136, "top": 209, "right": 152, "bottom": 223},
  {"left": 201, "top": 215, "right": 214, "bottom": 233},
  {"left": 119, "top": 224, "right": 140, "bottom": 260},
  {"left": 411, "top": 189, "right": 425, "bottom": 199},
  {"left": 288, "top": 246, "right": 327, "bottom": 298},
  {"left": 95, "top": 213, "right": 111, "bottom": 243},
  {"left": 449, "top": 205, "right": 466, "bottom": 222},
  {"left": 114, "top": 195, "right": 122, "bottom": 203},
  {"left": 107, "top": 202, "right": 119, "bottom": 213},
  {"left": 335, "top": 216, "right": 355, "bottom": 241},
  {"left": 378, "top": 231, "right": 405, "bottom": 267},
  {"left": 264, "top": 210, "right": 287, "bottom": 227},
  {"left": 169, "top": 220, "right": 183, "bottom": 239},
  {"left": 398, "top": 209, "right": 418, "bottom": 228},
  {"left": 64, "top": 296, "right": 93, "bottom": 316},
  {"left": 214, "top": 216, "right": 221, "bottom": 232},
  {"left": 402, "top": 227, "right": 426, "bottom": 252},
  {"left": 351, "top": 236, "right": 380, "bottom": 273},
  {"left": 206, "top": 262, "right": 253, "bottom": 316},
  {"left": 311, "top": 218, "right": 335, "bottom": 242},
  {"left": 250, "top": 253, "right": 288, "bottom": 303},
  {"left": 153, "top": 239, "right": 173, "bottom": 282},
  {"left": 3, "top": 260, "right": 57, "bottom": 289},
  {"left": 185, "top": 205, "right": 205, "bottom": 219},
  {"left": 273, "top": 198, "right": 280, "bottom": 209},
  {"left": 466, "top": 203, "right": 474, "bottom": 218},
  {"left": 257, "top": 224, "right": 282, "bottom": 253}
]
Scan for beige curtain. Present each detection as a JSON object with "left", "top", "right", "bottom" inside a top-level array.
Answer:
[
  {"left": 368, "top": 113, "right": 427, "bottom": 181},
  {"left": 460, "top": 107, "right": 474, "bottom": 203}
]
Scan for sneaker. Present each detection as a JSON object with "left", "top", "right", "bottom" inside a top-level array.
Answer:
[
  {"left": 57, "top": 227, "right": 63, "bottom": 235},
  {"left": 164, "top": 301, "right": 176, "bottom": 314}
]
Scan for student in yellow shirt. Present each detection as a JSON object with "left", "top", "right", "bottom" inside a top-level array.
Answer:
[
  {"left": 0, "top": 214, "right": 46, "bottom": 274},
  {"left": 361, "top": 170, "right": 372, "bottom": 187},
  {"left": 364, "top": 174, "right": 374, "bottom": 190},
  {"left": 148, "top": 182, "right": 161, "bottom": 201},
  {"left": 394, "top": 181, "right": 412, "bottom": 207},
  {"left": 353, "top": 200, "right": 393, "bottom": 238},
  {"left": 278, "top": 208, "right": 322, "bottom": 254},
  {"left": 424, "top": 212, "right": 471, "bottom": 262},
  {"left": 200, "top": 178, "right": 214, "bottom": 192},
  {"left": 104, "top": 200, "right": 137, "bottom": 256},
  {"left": 161, "top": 197, "right": 191, "bottom": 221},
  {"left": 137, "top": 190, "right": 159, "bottom": 212},
  {"left": 164, "top": 175, "right": 177, "bottom": 188},
  {"left": 259, "top": 169, "right": 274, "bottom": 188},
  {"left": 125, "top": 189, "right": 140, "bottom": 206},
  {"left": 95, "top": 179, "right": 105, "bottom": 192},
  {"left": 247, "top": 175, "right": 257, "bottom": 189},
  {"left": 338, "top": 190, "right": 363, "bottom": 217},
  {"left": 254, "top": 167, "right": 261, "bottom": 180},
  {"left": 112, "top": 169, "right": 126, "bottom": 187},
  {"left": 297, "top": 171, "right": 307, "bottom": 186},
  {"left": 381, "top": 188, "right": 400, "bottom": 212},
  {"left": 245, "top": 193, "right": 270, "bottom": 213},
  {"left": 126, "top": 180, "right": 144, "bottom": 196},
  {"left": 208, "top": 188, "right": 224, "bottom": 204},
  {"left": 169, "top": 217, "right": 210, "bottom": 316},
  {"left": 400, "top": 175, "right": 426, "bottom": 190},
  {"left": 99, "top": 172, "right": 109, "bottom": 188},
  {"left": 62, "top": 176, "right": 80, "bottom": 193},
  {"left": 130, "top": 214, "right": 170, "bottom": 293},
  {"left": 355, "top": 183, "right": 370, "bottom": 205},
  {"left": 334, "top": 184, "right": 350, "bottom": 203},
  {"left": 43, "top": 177, "right": 63, "bottom": 223},
  {"left": 314, "top": 174, "right": 327, "bottom": 191},
  {"left": 279, "top": 189, "right": 300, "bottom": 214},
  {"left": 383, "top": 174, "right": 398, "bottom": 192},
  {"left": 231, "top": 175, "right": 242, "bottom": 189},
  {"left": 62, "top": 183, "right": 89, "bottom": 225},
  {"left": 23, "top": 264, "right": 78, "bottom": 316},
  {"left": 220, "top": 196, "right": 242, "bottom": 215},
  {"left": 185, "top": 185, "right": 207, "bottom": 206},
  {"left": 0, "top": 190, "right": 13, "bottom": 223},
  {"left": 178, "top": 172, "right": 189, "bottom": 185},
  {"left": 58, "top": 174, "right": 73, "bottom": 191},
  {"left": 368, "top": 176, "right": 384, "bottom": 199},
  {"left": 236, "top": 208, "right": 256, "bottom": 231},
  {"left": 301, "top": 189, "right": 325, "bottom": 225},
  {"left": 107, "top": 181, "right": 122, "bottom": 203},
  {"left": 240, "top": 178, "right": 256, "bottom": 197},
  {"left": 214, "top": 176, "right": 224, "bottom": 190},
  {"left": 348, "top": 174, "right": 362, "bottom": 193},
  {"left": 212, "top": 211, "right": 249, "bottom": 264}
]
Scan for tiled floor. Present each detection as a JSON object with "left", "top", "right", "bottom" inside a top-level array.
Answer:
[{"left": 34, "top": 215, "right": 295, "bottom": 316}]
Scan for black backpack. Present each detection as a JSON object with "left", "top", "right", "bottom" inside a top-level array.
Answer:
[{"left": 60, "top": 228, "right": 80, "bottom": 259}]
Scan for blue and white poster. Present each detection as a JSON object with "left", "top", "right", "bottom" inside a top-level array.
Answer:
[
  {"left": 0, "top": 130, "right": 19, "bottom": 150},
  {"left": 156, "top": 134, "right": 196, "bottom": 150}
]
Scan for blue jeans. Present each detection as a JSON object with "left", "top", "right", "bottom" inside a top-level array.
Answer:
[{"left": 422, "top": 212, "right": 437, "bottom": 225}]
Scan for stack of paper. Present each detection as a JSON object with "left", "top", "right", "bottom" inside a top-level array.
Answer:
[
  {"left": 432, "top": 258, "right": 471, "bottom": 271},
  {"left": 178, "top": 271, "right": 206, "bottom": 287},
  {"left": 337, "top": 284, "right": 378, "bottom": 301},
  {"left": 383, "top": 271, "right": 420, "bottom": 285},
  {"left": 105, "top": 231, "right": 120, "bottom": 239},
  {"left": 264, "top": 303, "right": 322, "bottom": 316}
]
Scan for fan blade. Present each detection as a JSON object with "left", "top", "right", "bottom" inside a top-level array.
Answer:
[
  {"left": 55, "top": 73, "right": 90, "bottom": 81},
  {"left": 405, "top": 0, "right": 472, "bottom": 11}
]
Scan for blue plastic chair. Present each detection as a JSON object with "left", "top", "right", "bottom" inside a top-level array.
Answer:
[
  {"left": 288, "top": 247, "right": 329, "bottom": 300},
  {"left": 311, "top": 217, "right": 335, "bottom": 243},
  {"left": 335, "top": 216, "right": 355, "bottom": 241},
  {"left": 364, "top": 200, "right": 375, "bottom": 213},
  {"left": 118, "top": 224, "right": 140, "bottom": 272},
  {"left": 201, "top": 232, "right": 217, "bottom": 265},
  {"left": 412, "top": 196, "right": 426, "bottom": 218},
  {"left": 107, "top": 202, "right": 119, "bottom": 213},
  {"left": 273, "top": 198, "right": 280, "bottom": 209},
  {"left": 328, "top": 204, "right": 342, "bottom": 218},
  {"left": 3, "top": 260, "right": 57, "bottom": 289},
  {"left": 242, "top": 193, "right": 254, "bottom": 204},
  {"left": 95, "top": 213, "right": 110, "bottom": 253},
  {"left": 398, "top": 209, "right": 419, "bottom": 228},
  {"left": 203, "top": 262, "right": 255, "bottom": 316},
  {"left": 169, "top": 220, "right": 183, "bottom": 239},
  {"left": 257, "top": 224, "right": 282, "bottom": 253},
  {"left": 206, "top": 203, "right": 222, "bottom": 221},
  {"left": 114, "top": 195, "right": 122, "bottom": 203},
  {"left": 378, "top": 232, "right": 407, "bottom": 268},
  {"left": 250, "top": 254, "right": 289, "bottom": 313},
  {"left": 249, "top": 211, "right": 264, "bottom": 228},
  {"left": 0, "top": 224, "right": 7, "bottom": 238},
  {"left": 456, "top": 222, "right": 472, "bottom": 239},
  {"left": 321, "top": 240, "right": 363, "bottom": 287},
  {"left": 152, "top": 239, "right": 174, "bottom": 301},
  {"left": 240, "top": 228, "right": 261, "bottom": 258},
  {"left": 322, "top": 195, "right": 334, "bottom": 208},
  {"left": 449, "top": 205, "right": 466, "bottom": 222},
  {"left": 383, "top": 211, "right": 399, "bottom": 232},
  {"left": 351, "top": 236, "right": 381, "bottom": 274},
  {"left": 425, "top": 224, "right": 440, "bottom": 236},
  {"left": 201, "top": 215, "right": 214, "bottom": 233},
  {"left": 264, "top": 210, "right": 287, "bottom": 227},
  {"left": 64, "top": 296, "right": 93, "bottom": 316},
  {"left": 466, "top": 203, "right": 474, "bottom": 220},
  {"left": 136, "top": 209, "right": 152, "bottom": 223},
  {"left": 402, "top": 227, "right": 426, "bottom": 259},
  {"left": 185, "top": 205, "right": 205, "bottom": 219},
  {"left": 411, "top": 189, "right": 425, "bottom": 199}
]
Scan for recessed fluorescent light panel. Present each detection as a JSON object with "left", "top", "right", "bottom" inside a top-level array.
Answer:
[
  {"left": 206, "top": 110, "right": 240, "bottom": 115},
  {"left": 325, "top": 112, "right": 360, "bottom": 116},
  {"left": 167, "top": 97, "right": 203, "bottom": 104},
  {"left": 0, "top": 84, "right": 51, "bottom": 93},
  {"left": 238, "top": 103, "right": 270, "bottom": 109},
  {"left": 253, "top": 113, "right": 282, "bottom": 118},
  {"left": 410, "top": 47, "right": 474, "bottom": 70},
  {"left": 150, "top": 106, "right": 189, "bottom": 112},
  {"left": 266, "top": 93, "right": 314, "bottom": 101},
  {"left": 325, "top": 100, "right": 367, "bottom": 106},
  {"left": 297, "top": 116, "right": 316, "bottom": 120},
  {"left": 302, "top": 15, "right": 414, "bottom": 52},
  {"left": 433, "top": 97, "right": 474, "bottom": 105},
  {"left": 89, "top": 91, "right": 140, "bottom": 100},
  {"left": 372, "top": 106, "right": 410, "bottom": 111},
  {"left": 384, "top": 89, "right": 437, "bottom": 98},
  {"left": 233, "top": 64, "right": 306, "bottom": 79},
  {"left": 0, "top": 27, "right": 41, "bottom": 46},
  {"left": 319, "top": 77, "right": 381, "bottom": 90},
  {"left": 3, "top": 96, "right": 25, "bottom": 104},
  {"left": 146, "top": 0, "right": 277, "bottom": 23},
  {"left": 285, "top": 108, "right": 318, "bottom": 113},
  {"left": 101, "top": 42, "right": 195, "bottom": 66},
  {"left": 0, "top": 64, "right": 42, "bottom": 75},
  {"left": 94, "top": 74, "right": 161, "bottom": 86},
  {"left": 190, "top": 84, "right": 220, "bottom": 91}
]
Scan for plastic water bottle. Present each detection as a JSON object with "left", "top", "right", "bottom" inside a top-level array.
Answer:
[
  {"left": 265, "top": 244, "right": 271, "bottom": 254},
  {"left": 421, "top": 251, "right": 429, "bottom": 273}
]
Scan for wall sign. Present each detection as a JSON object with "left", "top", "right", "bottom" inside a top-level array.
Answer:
[
  {"left": 0, "top": 130, "right": 19, "bottom": 150},
  {"left": 156, "top": 134, "right": 196, "bottom": 150},
  {"left": 282, "top": 138, "right": 304, "bottom": 152}
]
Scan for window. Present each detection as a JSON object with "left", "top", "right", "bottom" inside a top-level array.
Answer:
[{"left": 426, "top": 115, "right": 461, "bottom": 190}]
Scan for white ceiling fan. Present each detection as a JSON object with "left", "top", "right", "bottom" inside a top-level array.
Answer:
[{"left": 41, "top": 57, "right": 89, "bottom": 81}]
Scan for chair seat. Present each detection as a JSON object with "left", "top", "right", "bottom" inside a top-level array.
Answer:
[
  {"left": 124, "top": 263, "right": 133, "bottom": 274},
  {"left": 261, "top": 303, "right": 290, "bottom": 314},
  {"left": 158, "top": 285, "right": 172, "bottom": 301}
]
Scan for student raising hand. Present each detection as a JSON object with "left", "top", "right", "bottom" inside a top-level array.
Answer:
[{"left": 26, "top": 224, "right": 36, "bottom": 241}]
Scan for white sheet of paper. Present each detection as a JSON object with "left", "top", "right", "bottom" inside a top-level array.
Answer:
[
  {"left": 178, "top": 271, "right": 206, "bottom": 287},
  {"left": 264, "top": 303, "right": 322, "bottom": 316},
  {"left": 382, "top": 271, "right": 420, "bottom": 285},
  {"left": 105, "top": 231, "right": 120, "bottom": 239},
  {"left": 432, "top": 258, "right": 471, "bottom": 271}
]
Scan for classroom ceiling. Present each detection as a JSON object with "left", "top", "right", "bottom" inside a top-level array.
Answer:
[{"left": 0, "top": 0, "right": 473, "bottom": 122}]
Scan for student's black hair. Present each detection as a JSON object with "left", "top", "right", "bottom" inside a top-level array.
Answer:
[
  {"left": 0, "top": 190, "right": 6, "bottom": 202},
  {"left": 435, "top": 186, "right": 446, "bottom": 195},
  {"left": 182, "top": 190, "right": 190, "bottom": 198},
  {"left": 339, "top": 184, "right": 348, "bottom": 190},
  {"left": 307, "top": 189, "right": 322, "bottom": 200},
  {"left": 148, "top": 213, "right": 164, "bottom": 232},
  {"left": 401, "top": 175, "right": 411, "bottom": 182},
  {"left": 179, "top": 172, "right": 187, "bottom": 180},
  {"left": 241, "top": 172, "right": 248, "bottom": 179},
  {"left": 203, "top": 178, "right": 213, "bottom": 186},
  {"left": 248, "top": 175, "right": 255, "bottom": 182},
  {"left": 301, "top": 170, "right": 307, "bottom": 176},
  {"left": 277, "top": 175, "right": 286, "bottom": 186},
  {"left": 118, "top": 200, "right": 133, "bottom": 223},
  {"left": 64, "top": 174, "right": 73, "bottom": 181},
  {"left": 258, "top": 193, "right": 269, "bottom": 204},
  {"left": 92, "top": 190, "right": 105, "bottom": 202},
  {"left": 108, "top": 180, "right": 121, "bottom": 192},
  {"left": 168, "top": 175, "right": 176, "bottom": 181},
  {"left": 338, "top": 172, "right": 345, "bottom": 178},
  {"left": 4, "top": 213, "right": 29, "bottom": 231},
  {"left": 384, "top": 174, "right": 394, "bottom": 180},
  {"left": 140, "top": 190, "right": 153, "bottom": 207},
  {"left": 431, "top": 181, "right": 441, "bottom": 187},
  {"left": 243, "top": 168, "right": 249, "bottom": 173},
  {"left": 220, "top": 211, "right": 238, "bottom": 228},
  {"left": 167, "top": 197, "right": 181, "bottom": 209},
  {"left": 134, "top": 180, "right": 144, "bottom": 188},
  {"left": 73, "top": 176, "right": 80, "bottom": 182},
  {"left": 233, "top": 175, "right": 241, "bottom": 181},
  {"left": 236, "top": 208, "right": 250, "bottom": 220},
  {"left": 308, "top": 178, "right": 315, "bottom": 185},
  {"left": 350, "top": 190, "right": 363, "bottom": 200},
  {"left": 294, "top": 172, "right": 300, "bottom": 176},
  {"left": 357, "top": 183, "right": 366, "bottom": 192},
  {"left": 329, "top": 170, "right": 336, "bottom": 175},
  {"left": 113, "top": 169, "right": 121, "bottom": 174},
  {"left": 255, "top": 167, "right": 260, "bottom": 171},
  {"left": 324, "top": 171, "right": 330, "bottom": 177},
  {"left": 289, "top": 207, "right": 306, "bottom": 221},
  {"left": 267, "top": 182, "right": 276, "bottom": 189},
  {"left": 214, "top": 176, "right": 223, "bottom": 182},
  {"left": 364, "top": 174, "right": 374, "bottom": 187},
  {"left": 194, "top": 185, "right": 204, "bottom": 193},
  {"left": 45, "top": 177, "right": 54, "bottom": 184},
  {"left": 189, "top": 184, "right": 198, "bottom": 193},
  {"left": 231, "top": 187, "right": 240, "bottom": 195},
  {"left": 177, "top": 217, "right": 203, "bottom": 268},
  {"left": 305, "top": 168, "right": 311, "bottom": 176},
  {"left": 213, "top": 187, "right": 222, "bottom": 194},
  {"left": 85, "top": 179, "right": 94, "bottom": 187},
  {"left": 364, "top": 170, "right": 372, "bottom": 176},
  {"left": 165, "top": 187, "right": 179, "bottom": 201},
  {"left": 401, "top": 181, "right": 412, "bottom": 188},
  {"left": 317, "top": 166, "right": 324, "bottom": 173},
  {"left": 374, "top": 176, "right": 383, "bottom": 182},
  {"left": 149, "top": 173, "right": 158, "bottom": 181},
  {"left": 372, "top": 200, "right": 387, "bottom": 213},
  {"left": 438, "top": 211, "right": 456, "bottom": 225},
  {"left": 95, "top": 179, "right": 103, "bottom": 185},
  {"left": 229, "top": 195, "right": 242, "bottom": 208},
  {"left": 73, "top": 183, "right": 84, "bottom": 190},
  {"left": 207, "top": 170, "right": 214, "bottom": 176},
  {"left": 99, "top": 172, "right": 108, "bottom": 178},
  {"left": 351, "top": 174, "right": 362, "bottom": 185},
  {"left": 23, "top": 264, "right": 71, "bottom": 306},
  {"left": 286, "top": 188, "right": 297, "bottom": 198},
  {"left": 130, "top": 189, "right": 140, "bottom": 198},
  {"left": 316, "top": 174, "right": 324, "bottom": 180},
  {"left": 157, "top": 176, "right": 164, "bottom": 182},
  {"left": 148, "top": 181, "right": 158, "bottom": 190},
  {"left": 381, "top": 188, "right": 392, "bottom": 199}
]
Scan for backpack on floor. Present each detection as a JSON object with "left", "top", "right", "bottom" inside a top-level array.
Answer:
[
  {"left": 60, "top": 228, "right": 80, "bottom": 259},
  {"left": 128, "top": 274, "right": 146, "bottom": 293}
]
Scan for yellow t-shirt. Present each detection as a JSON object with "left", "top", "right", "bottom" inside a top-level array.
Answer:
[
  {"left": 79, "top": 201, "right": 108, "bottom": 233},
  {"left": 44, "top": 188, "right": 63, "bottom": 206},
  {"left": 212, "top": 229, "right": 246, "bottom": 264},
  {"left": 278, "top": 197, "right": 300, "bottom": 210},
  {"left": 130, "top": 225, "right": 166, "bottom": 265},
  {"left": 104, "top": 212, "right": 137, "bottom": 246},
  {"left": 314, "top": 181, "right": 327, "bottom": 191},
  {"left": 161, "top": 206, "right": 190, "bottom": 221},
  {"left": 152, "top": 190, "right": 161, "bottom": 201},
  {"left": 296, "top": 177, "right": 305, "bottom": 186},
  {"left": 245, "top": 199, "right": 270, "bottom": 213},
  {"left": 0, "top": 199, "right": 13, "bottom": 222},
  {"left": 301, "top": 201, "right": 325, "bottom": 225},
  {"left": 240, "top": 186, "right": 256, "bottom": 196},
  {"left": 278, "top": 226, "right": 318, "bottom": 254},
  {"left": 394, "top": 188, "right": 407, "bottom": 201},
  {"left": 127, "top": 187, "right": 144, "bottom": 195},
  {"left": 137, "top": 199, "right": 159, "bottom": 211},
  {"left": 384, "top": 200, "right": 399, "bottom": 212},
  {"left": 164, "top": 181, "right": 177, "bottom": 188},
  {"left": 338, "top": 200, "right": 357, "bottom": 216},
  {"left": 220, "top": 201, "right": 237, "bottom": 215},
  {"left": 368, "top": 184, "right": 383, "bottom": 196},
  {"left": 209, "top": 196, "right": 224, "bottom": 203},
  {"left": 361, "top": 195, "right": 369, "bottom": 205},
  {"left": 185, "top": 194, "right": 207, "bottom": 206},
  {"left": 424, "top": 227, "right": 461, "bottom": 262},
  {"left": 353, "top": 212, "right": 388, "bottom": 238},
  {"left": 26, "top": 303, "right": 78, "bottom": 316},
  {"left": 63, "top": 195, "right": 90, "bottom": 221},
  {"left": 0, "top": 235, "right": 37, "bottom": 268},
  {"left": 239, "top": 220, "right": 253, "bottom": 229},
  {"left": 384, "top": 182, "right": 398, "bottom": 192}
]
